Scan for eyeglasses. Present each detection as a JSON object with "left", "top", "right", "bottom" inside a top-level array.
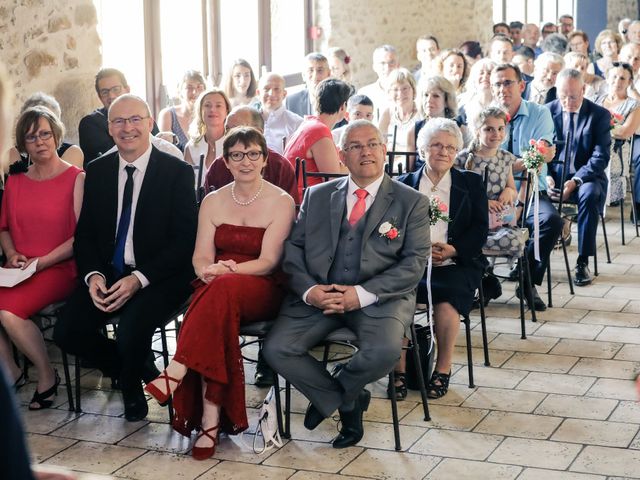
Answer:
[
  {"left": 343, "top": 141, "right": 383, "bottom": 153},
  {"left": 24, "top": 130, "right": 53, "bottom": 143},
  {"left": 109, "top": 115, "right": 149, "bottom": 127},
  {"left": 227, "top": 151, "right": 264, "bottom": 162},
  {"left": 428, "top": 142, "right": 458, "bottom": 154},
  {"left": 491, "top": 80, "right": 518, "bottom": 88},
  {"left": 98, "top": 85, "right": 123, "bottom": 98}
]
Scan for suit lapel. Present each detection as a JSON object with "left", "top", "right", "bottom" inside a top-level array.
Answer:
[
  {"left": 362, "top": 175, "right": 393, "bottom": 242},
  {"left": 134, "top": 148, "right": 159, "bottom": 229},
  {"left": 448, "top": 170, "right": 467, "bottom": 231},
  {"left": 329, "top": 178, "right": 348, "bottom": 254},
  {"left": 106, "top": 154, "right": 120, "bottom": 241}
]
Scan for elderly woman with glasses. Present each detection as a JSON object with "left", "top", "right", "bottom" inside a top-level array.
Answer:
[
  {"left": 145, "top": 127, "right": 295, "bottom": 460},
  {"left": 398, "top": 118, "right": 487, "bottom": 399},
  {"left": 0, "top": 106, "right": 85, "bottom": 409}
]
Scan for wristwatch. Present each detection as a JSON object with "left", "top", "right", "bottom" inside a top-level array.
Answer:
[
  {"left": 514, "top": 200, "right": 524, "bottom": 208},
  {"left": 572, "top": 177, "right": 583, "bottom": 187}
]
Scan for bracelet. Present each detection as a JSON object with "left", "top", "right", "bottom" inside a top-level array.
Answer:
[{"left": 514, "top": 200, "right": 524, "bottom": 208}]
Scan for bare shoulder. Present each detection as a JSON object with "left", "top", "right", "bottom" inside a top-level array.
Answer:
[{"left": 263, "top": 181, "right": 295, "bottom": 209}]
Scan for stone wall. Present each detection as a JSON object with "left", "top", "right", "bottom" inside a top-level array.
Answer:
[
  {"left": 607, "top": 0, "right": 638, "bottom": 31},
  {"left": 314, "top": 0, "right": 494, "bottom": 88},
  {"left": 0, "top": 0, "right": 101, "bottom": 143}
]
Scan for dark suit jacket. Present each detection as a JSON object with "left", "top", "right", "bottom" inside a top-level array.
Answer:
[
  {"left": 281, "top": 174, "right": 430, "bottom": 323},
  {"left": 546, "top": 98, "right": 611, "bottom": 188},
  {"left": 204, "top": 148, "right": 299, "bottom": 203},
  {"left": 399, "top": 166, "right": 488, "bottom": 271},
  {"left": 79, "top": 107, "right": 160, "bottom": 166},
  {"left": 285, "top": 89, "right": 312, "bottom": 117},
  {"left": 74, "top": 146, "right": 197, "bottom": 286},
  {"left": 523, "top": 83, "right": 557, "bottom": 104}
]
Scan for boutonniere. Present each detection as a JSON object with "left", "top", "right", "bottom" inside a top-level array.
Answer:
[
  {"left": 379, "top": 220, "right": 400, "bottom": 241},
  {"left": 429, "top": 196, "right": 451, "bottom": 225}
]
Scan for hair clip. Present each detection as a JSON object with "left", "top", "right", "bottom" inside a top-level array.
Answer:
[{"left": 344, "top": 55, "right": 351, "bottom": 65}]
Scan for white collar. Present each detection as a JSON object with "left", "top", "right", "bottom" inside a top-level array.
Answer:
[
  {"left": 266, "top": 104, "right": 287, "bottom": 119},
  {"left": 118, "top": 144, "right": 152, "bottom": 175},
  {"left": 347, "top": 173, "right": 385, "bottom": 199},
  {"left": 422, "top": 168, "right": 452, "bottom": 192}
]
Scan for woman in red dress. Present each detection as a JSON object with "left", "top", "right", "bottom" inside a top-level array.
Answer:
[
  {"left": 0, "top": 106, "right": 84, "bottom": 409},
  {"left": 145, "top": 126, "right": 295, "bottom": 460}
]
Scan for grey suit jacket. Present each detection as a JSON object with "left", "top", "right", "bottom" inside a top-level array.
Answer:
[
  {"left": 281, "top": 175, "right": 431, "bottom": 324},
  {"left": 285, "top": 89, "right": 312, "bottom": 117}
]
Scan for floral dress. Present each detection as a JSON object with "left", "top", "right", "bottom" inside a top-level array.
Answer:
[{"left": 455, "top": 148, "right": 526, "bottom": 257}]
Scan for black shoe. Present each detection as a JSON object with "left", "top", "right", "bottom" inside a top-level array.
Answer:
[
  {"left": 141, "top": 354, "right": 161, "bottom": 385},
  {"left": 122, "top": 383, "right": 148, "bottom": 422},
  {"left": 333, "top": 389, "right": 371, "bottom": 449},
  {"left": 303, "top": 402, "right": 326, "bottom": 430},
  {"left": 254, "top": 350, "right": 274, "bottom": 387},
  {"left": 386, "top": 372, "right": 408, "bottom": 401},
  {"left": 515, "top": 285, "right": 547, "bottom": 311},
  {"left": 507, "top": 264, "right": 520, "bottom": 281},
  {"left": 481, "top": 273, "right": 502, "bottom": 305},
  {"left": 574, "top": 262, "right": 593, "bottom": 287}
]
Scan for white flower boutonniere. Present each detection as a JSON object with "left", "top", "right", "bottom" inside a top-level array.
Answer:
[{"left": 378, "top": 221, "right": 400, "bottom": 240}]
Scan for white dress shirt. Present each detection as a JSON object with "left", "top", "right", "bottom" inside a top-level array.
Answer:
[
  {"left": 84, "top": 144, "right": 152, "bottom": 288},
  {"left": 419, "top": 168, "right": 454, "bottom": 267},
  {"left": 302, "top": 174, "right": 385, "bottom": 309},
  {"left": 263, "top": 105, "right": 303, "bottom": 154},
  {"left": 104, "top": 135, "right": 183, "bottom": 161},
  {"left": 185, "top": 136, "right": 223, "bottom": 187}
]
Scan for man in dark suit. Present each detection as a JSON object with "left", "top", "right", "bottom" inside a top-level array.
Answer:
[
  {"left": 285, "top": 53, "right": 331, "bottom": 117},
  {"left": 547, "top": 68, "right": 611, "bottom": 286},
  {"left": 79, "top": 68, "right": 159, "bottom": 165},
  {"left": 54, "top": 94, "right": 197, "bottom": 421},
  {"left": 264, "top": 120, "right": 430, "bottom": 448},
  {"left": 523, "top": 52, "right": 563, "bottom": 105}
]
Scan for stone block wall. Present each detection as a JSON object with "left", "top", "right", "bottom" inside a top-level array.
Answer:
[
  {"left": 0, "top": 0, "right": 101, "bottom": 143},
  {"left": 607, "top": 0, "right": 638, "bottom": 30},
  {"left": 314, "top": 0, "right": 494, "bottom": 88}
]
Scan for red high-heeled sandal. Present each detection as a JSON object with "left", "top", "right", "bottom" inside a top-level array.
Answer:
[
  {"left": 191, "top": 424, "right": 219, "bottom": 461},
  {"left": 144, "top": 370, "right": 180, "bottom": 406}
]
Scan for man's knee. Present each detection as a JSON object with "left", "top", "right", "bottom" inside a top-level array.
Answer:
[{"left": 578, "top": 182, "right": 603, "bottom": 207}]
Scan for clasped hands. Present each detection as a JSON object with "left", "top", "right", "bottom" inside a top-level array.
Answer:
[
  {"left": 432, "top": 242, "right": 456, "bottom": 266},
  {"left": 307, "top": 284, "right": 360, "bottom": 315},
  {"left": 88, "top": 273, "right": 141, "bottom": 313},
  {"left": 199, "top": 259, "right": 238, "bottom": 284},
  {"left": 547, "top": 176, "right": 577, "bottom": 202}
]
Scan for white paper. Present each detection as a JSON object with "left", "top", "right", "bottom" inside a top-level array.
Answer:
[{"left": 0, "top": 259, "right": 38, "bottom": 287}]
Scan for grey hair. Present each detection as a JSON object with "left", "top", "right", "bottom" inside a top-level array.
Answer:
[
  {"left": 108, "top": 93, "right": 151, "bottom": 118},
  {"left": 541, "top": 33, "right": 568, "bottom": 55},
  {"left": 535, "top": 52, "right": 565, "bottom": 69},
  {"left": 20, "top": 92, "right": 62, "bottom": 118},
  {"left": 373, "top": 44, "right": 397, "bottom": 59},
  {"left": 416, "top": 118, "right": 463, "bottom": 157},
  {"left": 226, "top": 105, "right": 265, "bottom": 131},
  {"left": 557, "top": 68, "right": 584, "bottom": 84},
  {"left": 339, "top": 119, "right": 385, "bottom": 151}
]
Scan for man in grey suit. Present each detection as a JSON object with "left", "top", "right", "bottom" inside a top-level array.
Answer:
[
  {"left": 264, "top": 120, "right": 430, "bottom": 448},
  {"left": 285, "top": 52, "right": 331, "bottom": 117}
]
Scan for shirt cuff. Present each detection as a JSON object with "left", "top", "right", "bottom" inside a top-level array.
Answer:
[
  {"left": 132, "top": 270, "right": 150, "bottom": 288},
  {"left": 302, "top": 285, "right": 317, "bottom": 304},
  {"left": 84, "top": 271, "right": 105, "bottom": 286},
  {"left": 573, "top": 177, "right": 583, "bottom": 187},
  {"left": 354, "top": 285, "right": 378, "bottom": 308}
]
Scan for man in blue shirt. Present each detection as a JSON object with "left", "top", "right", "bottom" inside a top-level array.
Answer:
[{"left": 491, "top": 64, "right": 563, "bottom": 311}]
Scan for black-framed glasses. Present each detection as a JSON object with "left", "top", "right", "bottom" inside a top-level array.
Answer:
[
  {"left": 98, "top": 85, "right": 124, "bottom": 98},
  {"left": 491, "top": 80, "right": 518, "bottom": 89},
  {"left": 343, "top": 141, "right": 383, "bottom": 153},
  {"left": 227, "top": 151, "right": 264, "bottom": 162},
  {"left": 109, "top": 115, "right": 149, "bottom": 127},
  {"left": 25, "top": 130, "right": 53, "bottom": 143}
]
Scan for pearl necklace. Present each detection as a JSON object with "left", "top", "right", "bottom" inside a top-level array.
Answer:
[{"left": 231, "top": 180, "right": 264, "bottom": 206}]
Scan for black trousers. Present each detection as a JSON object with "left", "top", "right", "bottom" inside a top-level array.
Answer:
[
  {"left": 525, "top": 193, "right": 564, "bottom": 285},
  {"left": 54, "top": 275, "right": 191, "bottom": 391}
]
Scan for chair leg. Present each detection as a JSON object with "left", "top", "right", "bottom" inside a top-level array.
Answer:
[
  {"left": 272, "top": 371, "right": 287, "bottom": 439},
  {"left": 632, "top": 196, "right": 640, "bottom": 237},
  {"left": 477, "top": 281, "right": 490, "bottom": 366},
  {"left": 517, "top": 258, "right": 527, "bottom": 339},
  {"left": 522, "top": 254, "right": 537, "bottom": 324},
  {"left": 546, "top": 263, "right": 553, "bottom": 308},
  {"left": 388, "top": 370, "right": 402, "bottom": 451},
  {"left": 74, "top": 355, "right": 82, "bottom": 413},
  {"left": 463, "top": 316, "right": 474, "bottom": 388},
  {"left": 61, "top": 350, "right": 75, "bottom": 412},
  {"left": 321, "top": 344, "right": 330, "bottom": 366},
  {"left": 600, "top": 214, "right": 611, "bottom": 263},
  {"left": 160, "top": 326, "right": 173, "bottom": 424},
  {"left": 594, "top": 249, "right": 599, "bottom": 277},
  {"left": 561, "top": 238, "right": 575, "bottom": 294},
  {"left": 285, "top": 380, "right": 291, "bottom": 439},
  {"left": 410, "top": 323, "right": 430, "bottom": 421},
  {"left": 621, "top": 200, "right": 626, "bottom": 245}
]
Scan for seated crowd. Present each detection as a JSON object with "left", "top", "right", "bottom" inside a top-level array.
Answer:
[{"left": 1, "top": 13, "right": 637, "bottom": 463}]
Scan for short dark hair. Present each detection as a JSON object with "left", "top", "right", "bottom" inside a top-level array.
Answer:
[
  {"left": 515, "top": 45, "right": 536, "bottom": 60},
  {"left": 510, "top": 21, "right": 524, "bottom": 30},
  {"left": 493, "top": 63, "right": 523, "bottom": 82},
  {"left": 15, "top": 105, "right": 65, "bottom": 153},
  {"left": 459, "top": 40, "right": 482, "bottom": 59},
  {"left": 315, "top": 78, "right": 353, "bottom": 115},
  {"left": 94, "top": 68, "right": 128, "bottom": 95},
  {"left": 493, "top": 22, "right": 510, "bottom": 34},
  {"left": 541, "top": 33, "right": 568, "bottom": 55},
  {"left": 347, "top": 94, "right": 373, "bottom": 110},
  {"left": 223, "top": 126, "right": 268, "bottom": 159}
]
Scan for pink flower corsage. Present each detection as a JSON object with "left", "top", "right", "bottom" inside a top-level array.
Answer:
[{"left": 379, "top": 221, "right": 400, "bottom": 240}]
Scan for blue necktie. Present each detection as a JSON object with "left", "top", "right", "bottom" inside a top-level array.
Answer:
[
  {"left": 567, "top": 112, "right": 576, "bottom": 174},
  {"left": 112, "top": 165, "right": 135, "bottom": 277}
]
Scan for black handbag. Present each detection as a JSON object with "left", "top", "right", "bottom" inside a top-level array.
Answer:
[{"left": 405, "top": 324, "right": 434, "bottom": 390}]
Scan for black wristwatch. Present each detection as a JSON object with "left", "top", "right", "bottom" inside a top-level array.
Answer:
[
  {"left": 572, "top": 177, "right": 583, "bottom": 187},
  {"left": 515, "top": 200, "right": 524, "bottom": 208}
]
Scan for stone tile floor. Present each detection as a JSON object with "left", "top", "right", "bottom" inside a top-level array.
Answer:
[{"left": 17, "top": 209, "right": 640, "bottom": 479}]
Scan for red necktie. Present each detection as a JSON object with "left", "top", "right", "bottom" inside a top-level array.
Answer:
[{"left": 348, "top": 189, "right": 368, "bottom": 226}]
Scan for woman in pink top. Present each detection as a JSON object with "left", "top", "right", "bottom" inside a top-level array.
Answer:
[{"left": 284, "top": 78, "right": 352, "bottom": 199}]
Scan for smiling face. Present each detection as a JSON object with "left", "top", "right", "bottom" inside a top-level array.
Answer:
[
  {"left": 417, "top": 38, "right": 439, "bottom": 65},
  {"left": 620, "top": 44, "right": 640, "bottom": 73},
  {"left": 389, "top": 80, "right": 414, "bottom": 109},
  {"left": 329, "top": 56, "right": 346, "bottom": 79},
  {"left": 477, "top": 116, "right": 507, "bottom": 150},
  {"left": 491, "top": 67, "right": 525, "bottom": 114},
  {"left": 422, "top": 130, "right": 458, "bottom": 176},
  {"left": 24, "top": 117, "right": 57, "bottom": 163},
  {"left": 181, "top": 79, "right": 205, "bottom": 107},
  {"left": 224, "top": 140, "right": 266, "bottom": 181},
  {"left": 607, "top": 66, "right": 632, "bottom": 97},
  {"left": 201, "top": 93, "right": 229, "bottom": 128},
  {"left": 97, "top": 74, "right": 130, "bottom": 109},
  {"left": 443, "top": 54, "right": 465, "bottom": 84},
  {"left": 339, "top": 124, "right": 386, "bottom": 187},
  {"left": 257, "top": 74, "right": 286, "bottom": 112},
  {"left": 304, "top": 60, "right": 330, "bottom": 91},
  {"left": 534, "top": 60, "right": 563, "bottom": 89},
  {"left": 373, "top": 50, "right": 399, "bottom": 81},
  {"left": 108, "top": 97, "right": 153, "bottom": 161}
]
